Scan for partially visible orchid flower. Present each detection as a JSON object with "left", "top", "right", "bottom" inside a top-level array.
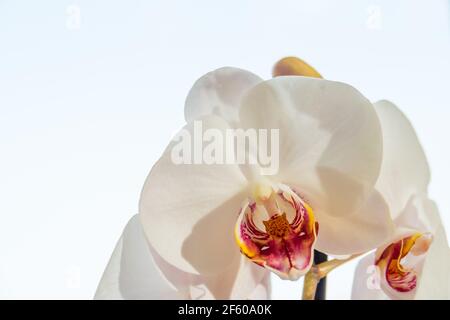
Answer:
[
  {"left": 95, "top": 215, "right": 270, "bottom": 299},
  {"left": 352, "top": 101, "right": 450, "bottom": 300},
  {"left": 139, "top": 67, "right": 394, "bottom": 286}
]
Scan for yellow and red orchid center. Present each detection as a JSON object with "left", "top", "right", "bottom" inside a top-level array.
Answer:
[
  {"left": 234, "top": 182, "right": 318, "bottom": 280},
  {"left": 375, "top": 233, "right": 433, "bottom": 294}
]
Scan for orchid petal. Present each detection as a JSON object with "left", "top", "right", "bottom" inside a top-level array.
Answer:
[
  {"left": 140, "top": 116, "right": 249, "bottom": 275},
  {"left": 394, "top": 195, "right": 439, "bottom": 236},
  {"left": 314, "top": 190, "right": 394, "bottom": 255},
  {"left": 415, "top": 212, "right": 450, "bottom": 299},
  {"left": 374, "top": 100, "right": 430, "bottom": 219},
  {"left": 186, "top": 256, "right": 270, "bottom": 299},
  {"left": 226, "top": 258, "right": 271, "bottom": 299},
  {"left": 239, "top": 76, "right": 383, "bottom": 218},
  {"left": 185, "top": 67, "right": 262, "bottom": 124},
  {"left": 351, "top": 253, "right": 389, "bottom": 300},
  {"left": 95, "top": 215, "right": 185, "bottom": 299},
  {"left": 247, "top": 274, "right": 271, "bottom": 299},
  {"left": 95, "top": 215, "right": 270, "bottom": 299}
]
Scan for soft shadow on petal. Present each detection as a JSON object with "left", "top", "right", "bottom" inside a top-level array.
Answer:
[
  {"left": 94, "top": 215, "right": 184, "bottom": 299},
  {"left": 313, "top": 167, "right": 367, "bottom": 218},
  {"left": 185, "top": 67, "right": 262, "bottom": 125},
  {"left": 394, "top": 195, "right": 437, "bottom": 235},
  {"left": 140, "top": 116, "right": 248, "bottom": 275},
  {"left": 351, "top": 253, "right": 389, "bottom": 300},
  {"left": 315, "top": 190, "right": 395, "bottom": 255},
  {"left": 374, "top": 100, "right": 430, "bottom": 219},
  {"left": 247, "top": 271, "right": 272, "bottom": 300},
  {"left": 95, "top": 215, "right": 270, "bottom": 300},
  {"left": 180, "top": 192, "right": 247, "bottom": 277},
  {"left": 203, "top": 257, "right": 270, "bottom": 300}
]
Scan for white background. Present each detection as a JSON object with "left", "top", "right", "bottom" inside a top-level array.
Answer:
[{"left": 0, "top": 0, "right": 449, "bottom": 299}]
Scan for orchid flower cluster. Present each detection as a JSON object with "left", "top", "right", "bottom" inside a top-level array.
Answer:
[{"left": 95, "top": 57, "right": 450, "bottom": 300}]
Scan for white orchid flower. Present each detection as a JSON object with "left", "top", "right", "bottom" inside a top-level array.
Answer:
[
  {"left": 95, "top": 215, "right": 270, "bottom": 299},
  {"left": 138, "top": 66, "right": 393, "bottom": 286},
  {"left": 352, "top": 100, "right": 450, "bottom": 300}
]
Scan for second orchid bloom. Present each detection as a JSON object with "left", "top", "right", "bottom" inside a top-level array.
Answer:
[{"left": 352, "top": 101, "right": 450, "bottom": 300}]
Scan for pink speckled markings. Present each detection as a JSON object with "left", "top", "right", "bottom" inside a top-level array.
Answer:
[{"left": 235, "top": 184, "right": 318, "bottom": 280}]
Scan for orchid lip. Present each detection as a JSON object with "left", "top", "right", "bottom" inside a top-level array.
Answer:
[
  {"left": 234, "top": 183, "right": 318, "bottom": 280},
  {"left": 376, "top": 233, "right": 433, "bottom": 294}
]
